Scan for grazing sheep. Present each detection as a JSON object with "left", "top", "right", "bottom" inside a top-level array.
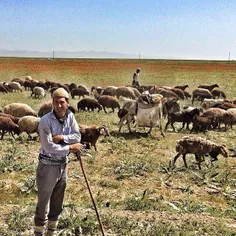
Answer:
[
  {"left": 165, "top": 108, "right": 201, "bottom": 132},
  {"left": 174, "top": 84, "right": 189, "bottom": 91},
  {"left": 18, "top": 116, "right": 40, "bottom": 140},
  {"left": 4, "top": 103, "right": 37, "bottom": 117},
  {"left": 8, "top": 82, "right": 23, "bottom": 92},
  {"left": 192, "top": 88, "right": 214, "bottom": 104},
  {"left": 198, "top": 83, "right": 219, "bottom": 91},
  {"left": 149, "top": 87, "right": 179, "bottom": 99},
  {"left": 211, "top": 88, "right": 226, "bottom": 99},
  {"left": 116, "top": 86, "right": 136, "bottom": 99},
  {"left": 78, "top": 84, "right": 90, "bottom": 92},
  {"left": 0, "top": 116, "right": 20, "bottom": 140},
  {"left": 183, "top": 90, "right": 192, "bottom": 99},
  {"left": 101, "top": 86, "right": 118, "bottom": 97},
  {"left": 31, "top": 86, "right": 46, "bottom": 98},
  {"left": 69, "top": 83, "right": 78, "bottom": 91},
  {"left": 77, "top": 98, "right": 102, "bottom": 112},
  {"left": 212, "top": 102, "right": 236, "bottom": 110},
  {"left": 201, "top": 107, "right": 226, "bottom": 130},
  {"left": 0, "top": 113, "right": 20, "bottom": 124},
  {"left": 191, "top": 115, "right": 217, "bottom": 133},
  {"left": 128, "top": 87, "right": 141, "bottom": 98},
  {"left": 71, "top": 88, "right": 89, "bottom": 99},
  {"left": 173, "top": 136, "right": 228, "bottom": 170},
  {"left": 11, "top": 78, "right": 24, "bottom": 85},
  {"left": 98, "top": 95, "right": 120, "bottom": 113},
  {"left": 0, "top": 84, "right": 9, "bottom": 94},
  {"left": 201, "top": 98, "right": 224, "bottom": 110},
  {"left": 221, "top": 108, "right": 236, "bottom": 131},
  {"left": 169, "top": 88, "right": 185, "bottom": 100},
  {"left": 79, "top": 124, "right": 110, "bottom": 151}
]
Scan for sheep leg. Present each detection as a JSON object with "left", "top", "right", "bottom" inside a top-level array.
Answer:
[
  {"left": 173, "top": 153, "right": 181, "bottom": 167},
  {"left": 178, "top": 122, "right": 185, "bottom": 131},
  {"left": 1, "top": 130, "right": 6, "bottom": 140},
  {"left": 103, "top": 106, "right": 107, "bottom": 113},
  {"left": 164, "top": 121, "right": 170, "bottom": 131},
  {"left": 182, "top": 154, "right": 188, "bottom": 168},
  {"left": 170, "top": 122, "right": 176, "bottom": 132}
]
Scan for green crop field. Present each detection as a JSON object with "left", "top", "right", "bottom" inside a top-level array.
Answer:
[{"left": 0, "top": 57, "right": 236, "bottom": 235}]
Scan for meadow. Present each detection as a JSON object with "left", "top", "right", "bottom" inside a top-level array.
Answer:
[{"left": 0, "top": 57, "right": 236, "bottom": 235}]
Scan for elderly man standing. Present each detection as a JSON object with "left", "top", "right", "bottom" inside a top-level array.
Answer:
[{"left": 34, "top": 88, "right": 82, "bottom": 236}]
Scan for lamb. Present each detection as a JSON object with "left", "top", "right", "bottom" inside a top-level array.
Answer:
[
  {"left": 192, "top": 88, "right": 214, "bottom": 104},
  {"left": 8, "top": 82, "right": 23, "bottom": 92},
  {"left": 77, "top": 98, "right": 102, "bottom": 112},
  {"left": 173, "top": 136, "right": 228, "bottom": 170},
  {"left": 211, "top": 88, "right": 226, "bottom": 99},
  {"left": 4, "top": 103, "right": 37, "bottom": 117},
  {"left": 31, "top": 86, "right": 46, "bottom": 98},
  {"left": 0, "top": 116, "right": 20, "bottom": 140},
  {"left": 98, "top": 95, "right": 120, "bottom": 113},
  {"left": 79, "top": 124, "right": 110, "bottom": 151},
  {"left": 18, "top": 115, "right": 40, "bottom": 140},
  {"left": 165, "top": 108, "right": 201, "bottom": 132},
  {"left": 71, "top": 88, "right": 89, "bottom": 99},
  {"left": 198, "top": 83, "right": 219, "bottom": 91}
]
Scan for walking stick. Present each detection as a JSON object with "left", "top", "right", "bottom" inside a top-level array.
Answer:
[{"left": 76, "top": 152, "right": 106, "bottom": 236}]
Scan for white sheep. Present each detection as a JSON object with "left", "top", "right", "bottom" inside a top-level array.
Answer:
[
  {"left": 222, "top": 108, "right": 236, "bottom": 130},
  {"left": 4, "top": 103, "right": 37, "bottom": 117},
  {"left": 31, "top": 86, "right": 46, "bottom": 99},
  {"left": 8, "top": 82, "right": 23, "bottom": 92},
  {"left": 201, "top": 98, "right": 224, "bottom": 110},
  {"left": 18, "top": 115, "right": 40, "bottom": 140}
]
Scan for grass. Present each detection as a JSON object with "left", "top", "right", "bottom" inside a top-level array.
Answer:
[{"left": 0, "top": 57, "right": 236, "bottom": 234}]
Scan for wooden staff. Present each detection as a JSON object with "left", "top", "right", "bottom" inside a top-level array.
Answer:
[{"left": 76, "top": 152, "right": 106, "bottom": 236}]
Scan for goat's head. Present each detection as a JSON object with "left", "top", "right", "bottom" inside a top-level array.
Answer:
[{"left": 99, "top": 125, "right": 110, "bottom": 137}]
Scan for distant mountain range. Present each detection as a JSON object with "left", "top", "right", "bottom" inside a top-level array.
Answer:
[{"left": 0, "top": 49, "right": 140, "bottom": 59}]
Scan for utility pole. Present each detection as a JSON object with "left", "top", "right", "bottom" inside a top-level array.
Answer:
[
  {"left": 228, "top": 52, "right": 231, "bottom": 61},
  {"left": 53, "top": 51, "right": 55, "bottom": 59},
  {"left": 139, "top": 52, "right": 141, "bottom": 59}
]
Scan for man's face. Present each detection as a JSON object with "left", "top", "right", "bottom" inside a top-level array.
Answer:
[{"left": 53, "top": 97, "right": 68, "bottom": 118}]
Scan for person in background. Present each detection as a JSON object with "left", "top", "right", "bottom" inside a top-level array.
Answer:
[
  {"left": 34, "top": 88, "right": 82, "bottom": 236},
  {"left": 132, "top": 67, "right": 141, "bottom": 87}
]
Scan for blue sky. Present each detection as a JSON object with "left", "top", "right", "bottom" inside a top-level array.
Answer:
[{"left": 1, "top": 0, "right": 236, "bottom": 60}]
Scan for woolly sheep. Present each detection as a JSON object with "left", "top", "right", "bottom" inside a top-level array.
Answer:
[
  {"left": 201, "top": 107, "right": 226, "bottom": 130},
  {"left": 201, "top": 98, "right": 224, "bottom": 110},
  {"left": 149, "top": 87, "right": 179, "bottom": 99},
  {"left": 71, "top": 88, "right": 89, "bottom": 99},
  {"left": 0, "top": 84, "right": 9, "bottom": 94},
  {"left": 174, "top": 84, "right": 189, "bottom": 91},
  {"left": 0, "top": 113, "right": 20, "bottom": 124},
  {"left": 101, "top": 86, "right": 118, "bottom": 97},
  {"left": 8, "top": 82, "right": 23, "bottom": 92},
  {"left": 11, "top": 78, "right": 24, "bottom": 85},
  {"left": 0, "top": 116, "right": 20, "bottom": 140},
  {"left": 191, "top": 115, "right": 217, "bottom": 133},
  {"left": 116, "top": 86, "right": 136, "bottom": 99},
  {"left": 198, "top": 83, "right": 219, "bottom": 91},
  {"left": 79, "top": 124, "right": 110, "bottom": 151},
  {"left": 221, "top": 108, "right": 236, "bottom": 131},
  {"left": 31, "top": 86, "right": 46, "bottom": 98},
  {"left": 18, "top": 115, "right": 40, "bottom": 140},
  {"left": 77, "top": 98, "right": 102, "bottom": 112},
  {"left": 98, "top": 95, "right": 120, "bottom": 113},
  {"left": 211, "top": 88, "right": 226, "bottom": 99},
  {"left": 4, "top": 103, "right": 37, "bottom": 117},
  {"left": 192, "top": 88, "right": 214, "bottom": 104},
  {"left": 173, "top": 136, "right": 228, "bottom": 170}
]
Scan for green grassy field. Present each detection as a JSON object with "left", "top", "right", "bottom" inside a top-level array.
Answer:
[{"left": 0, "top": 57, "right": 236, "bottom": 235}]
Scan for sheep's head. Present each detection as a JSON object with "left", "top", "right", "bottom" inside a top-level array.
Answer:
[
  {"left": 99, "top": 125, "right": 110, "bottom": 137},
  {"left": 214, "top": 145, "right": 228, "bottom": 158}
]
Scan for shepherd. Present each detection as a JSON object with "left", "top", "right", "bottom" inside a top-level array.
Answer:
[
  {"left": 132, "top": 67, "right": 141, "bottom": 87},
  {"left": 34, "top": 88, "right": 83, "bottom": 236}
]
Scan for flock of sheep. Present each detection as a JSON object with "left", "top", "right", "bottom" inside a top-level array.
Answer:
[{"left": 1, "top": 75, "right": 235, "bottom": 169}]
